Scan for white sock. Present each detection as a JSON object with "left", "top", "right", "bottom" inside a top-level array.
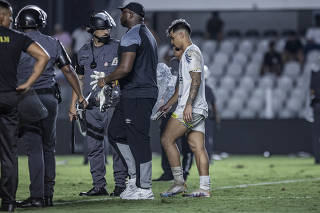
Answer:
[
  {"left": 171, "top": 167, "right": 184, "bottom": 184},
  {"left": 199, "top": 176, "right": 210, "bottom": 191}
]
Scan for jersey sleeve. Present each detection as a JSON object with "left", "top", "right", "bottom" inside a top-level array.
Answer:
[
  {"left": 120, "top": 27, "right": 141, "bottom": 53},
  {"left": 186, "top": 49, "right": 202, "bottom": 73},
  {"left": 21, "top": 34, "right": 34, "bottom": 52}
]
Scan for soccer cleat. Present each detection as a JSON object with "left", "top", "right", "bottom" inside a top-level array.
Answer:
[
  {"left": 160, "top": 182, "right": 187, "bottom": 197},
  {"left": 183, "top": 188, "right": 211, "bottom": 198},
  {"left": 122, "top": 188, "right": 154, "bottom": 200},
  {"left": 120, "top": 178, "right": 137, "bottom": 199}
]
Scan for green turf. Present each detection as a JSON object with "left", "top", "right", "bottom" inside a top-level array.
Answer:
[{"left": 15, "top": 155, "right": 320, "bottom": 213}]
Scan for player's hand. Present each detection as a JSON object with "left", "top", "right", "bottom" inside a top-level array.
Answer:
[
  {"left": 183, "top": 104, "right": 193, "bottom": 123},
  {"left": 78, "top": 96, "right": 88, "bottom": 109},
  {"left": 158, "top": 104, "right": 171, "bottom": 113},
  {"left": 16, "top": 83, "right": 31, "bottom": 94},
  {"left": 69, "top": 105, "right": 77, "bottom": 122}
]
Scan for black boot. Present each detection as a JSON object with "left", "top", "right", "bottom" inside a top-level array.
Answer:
[
  {"left": 110, "top": 186, "right": 126, "bottom": 197},
  {"left": 16, "top": 197, "right": 44, "bottom": 208},
  {"left": 0, "top": 202, "right": 15, "bottom": 212},
  {"left": 44, "top": 197, "right": 53, "bottom": 207},
  {"left": 79, "top": 187, "right": 108, "bottom": 196}
]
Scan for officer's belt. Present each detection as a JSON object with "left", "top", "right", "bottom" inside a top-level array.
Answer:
[{"left": 35, "top": 87, "right": 55, "bottom": 95}]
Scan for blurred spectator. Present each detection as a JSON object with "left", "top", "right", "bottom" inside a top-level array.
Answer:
[
  {"left": 283, "top": 32, "right": 304, "bottom": 64},
  {"left": 205, "top": 12, "right": 224, "bottom": 41},
  {"left": 261, "top": 41, "right": 283, "bottom": 76},
  {"left": 305, "top": 14, "right": 320, "bottom": 54},
  {"left": 54, "top": 23, "right": 72, "bottom": 57},
  {"left": 71, "top": 25, "right": 91, "bottom": 54}
]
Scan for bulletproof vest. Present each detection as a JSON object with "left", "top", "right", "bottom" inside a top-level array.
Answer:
[
  {"left": 77, "top": 39, "right": 119, "bottom": 98},
  {"left": 17, "top": 30, "right": 60, "bottom": 89}
]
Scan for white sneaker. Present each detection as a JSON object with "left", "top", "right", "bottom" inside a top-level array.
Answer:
[
  {"left": 120, "top": 178, "right": 137, "bottom": 199},
  {"left": 122, "top": 188, "right": 154, "bottom": 200}
]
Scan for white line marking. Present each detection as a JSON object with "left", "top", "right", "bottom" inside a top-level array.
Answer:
[
  {"left": 52, "top": 178, "right": 320, "bottom": 205},
  {"left": 214, "top": 177, "right": 320, "bottom": 190}
]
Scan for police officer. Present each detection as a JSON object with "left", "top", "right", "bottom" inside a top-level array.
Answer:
[
  {"left": 15, "top": 5, "right": 86, "bottom": 208},
  {"left": 310, "top": 60, "right": 320, "bottom": 165},
  {"left": 0, "top": 1, "right": 49, "bottom": 211},
  {"left": 69, "top": 11, "right": 128, "bottom": 196}
]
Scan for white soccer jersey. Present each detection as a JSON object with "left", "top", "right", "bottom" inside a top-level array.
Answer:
[{"left": 174, "top": 44, "right": 208, "bottom": 118}]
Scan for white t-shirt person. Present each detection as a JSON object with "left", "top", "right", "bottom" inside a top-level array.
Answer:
[
  {"left": 174, "top": 44, "right": 208, "bottom": 118},
  {"left": 306, "top": 27, "right": 320, "bottom": 45}
]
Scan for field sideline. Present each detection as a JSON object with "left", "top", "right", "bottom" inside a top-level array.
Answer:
[{"left": 15, "top": 155, "right": 320, "bottom": 213}]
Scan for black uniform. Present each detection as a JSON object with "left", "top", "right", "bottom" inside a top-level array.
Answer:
[
  {"left": 17, "top": 30, "right": 69, "bottom": 201},
  {"left": 0, "top": 26, "right": 33, "bottom": 206},
  {"left": 108, "top": 23, "right": 158, "bottom": 188},
  {"left": 311, "top": 69, "right": 320, "bottom": 164}
]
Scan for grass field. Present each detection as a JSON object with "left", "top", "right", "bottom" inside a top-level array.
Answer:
[{"left": 15, "top": 155, "right": 320, "bottom": 213}]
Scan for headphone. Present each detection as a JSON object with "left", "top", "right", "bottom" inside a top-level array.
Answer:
[{"left": 90, "top": 40, "right": 97, "bottom": 69}]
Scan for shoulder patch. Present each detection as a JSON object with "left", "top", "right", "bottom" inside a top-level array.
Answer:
[
  {"left": 111, "top": 57, "right": 118, "bottom": 66},
  {"left": 185, "top": 49, "right": 193, "bottom": 64}
]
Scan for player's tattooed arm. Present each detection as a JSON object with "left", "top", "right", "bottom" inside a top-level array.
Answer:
[{"left": 186, "top": 72, "right": 201, "bottom": 106}]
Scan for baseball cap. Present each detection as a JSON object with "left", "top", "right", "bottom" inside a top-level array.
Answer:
[{"left": 118, "top": 2, "right": 145, "bottom": 17}]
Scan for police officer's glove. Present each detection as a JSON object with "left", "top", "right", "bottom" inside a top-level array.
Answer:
[
  {"left": 90, "top": 71, "right": 105, "bottom": 80},
  {"left": 90, "top": 80, "right": 98, "bottom": 90},
  {"left": 90, "top": 71, "right": 105, "bottom": 90}
]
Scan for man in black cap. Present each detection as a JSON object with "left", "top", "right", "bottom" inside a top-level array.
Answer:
[
  {"left": 98, "top": 2, "right": 158, "bottom": 200},
  {"left": 0, "top": 0, "right": 49, "bottom": 211}
]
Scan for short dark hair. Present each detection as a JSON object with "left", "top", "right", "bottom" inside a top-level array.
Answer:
[
  {"left": 167, "top": 19, "right": 191, "bottom": 37},
  {"left": 0, "top": 0, "right": 11, "bottom": 10}
]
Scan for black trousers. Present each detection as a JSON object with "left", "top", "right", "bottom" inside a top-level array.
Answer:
[
  {"left": 108, "top": 98, "right": 156, "bottom": 188},
  {"left": 159, "top": 112, "right": 194, "bottom": 176},
  {"left": 0, "top": 92, "right": 19, "bottom": 205},
  {"left": 312, "top": 103, "right": 320, "bottom": 163}
]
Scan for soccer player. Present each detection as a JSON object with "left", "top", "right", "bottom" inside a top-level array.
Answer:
[{"left": 159, "top": 19, "right": 211, "bottom": 197}]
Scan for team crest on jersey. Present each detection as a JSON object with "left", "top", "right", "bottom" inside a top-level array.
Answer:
[
  {"left": 112, "top": 57, "right": 118, "bottom": 66},
  {"left": 104, "top": 62, "right": 108, "bottom": 67},
  {"left": 185, "top": 49, "right": 192, "bottom": 64}
]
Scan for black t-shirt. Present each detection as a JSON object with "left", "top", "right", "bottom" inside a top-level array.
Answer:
[
  {"left": 284, "top": 39, "right": 303, "bottom": 54},
  {"left": 0, "top": 26, "right": 33, "bottom": 92},
  {"left": 118, "top": 24, "right": 158, "bottom": 99},
  {"left": 263, "top": 51, "right": 282, "bottom": 67}
]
